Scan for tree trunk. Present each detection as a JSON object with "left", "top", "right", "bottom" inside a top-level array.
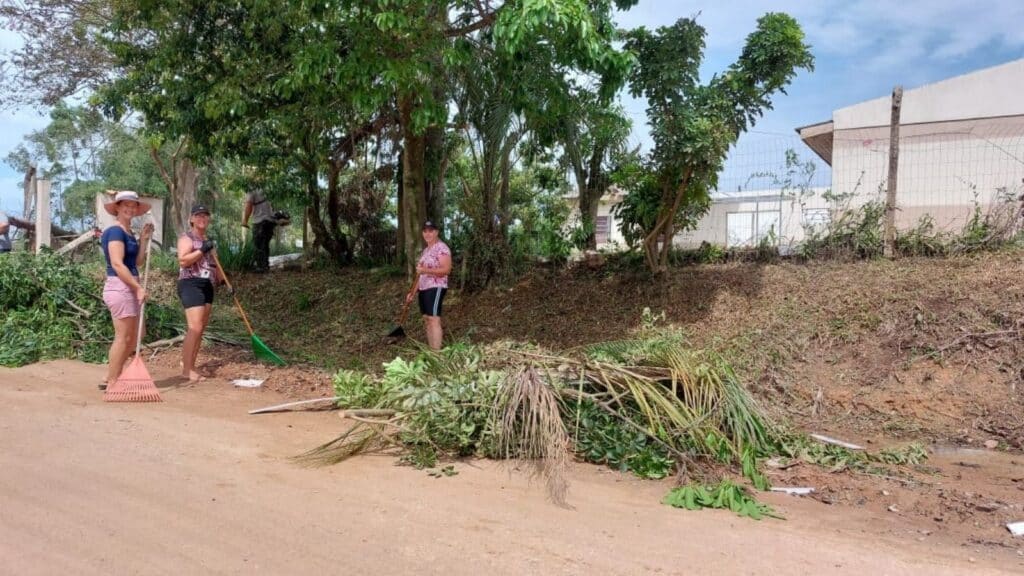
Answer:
[
  {"left": 578, "top": 187, "right": 601, "bottom": 250},
  {"left": 302, "top": 159, "right": 350, "bottom": 264},
  {"left": 399, "top": 97, "right": 427, "bottom": 278},
  {"left": 425, "top": 125, "right": 446, "bottom": 233},
  {"left": 150, "top": 141, "right": 197, "bottom": 236},
  {"left": 174, "top": 157, "right": 198, "bottom": 234},
  {"left": 642, "top": 170, "right": 694, "bottom": 274},
  {"left": 396, "top": 149, "right": 406, "bottom": 267}
]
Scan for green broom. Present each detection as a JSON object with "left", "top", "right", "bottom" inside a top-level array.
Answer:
[{"left": 212, "top": 251, "right": 286, "bottom": 366}]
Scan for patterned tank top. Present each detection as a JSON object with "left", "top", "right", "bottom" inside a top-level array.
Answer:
[{"left": 179, "top": 232, "right": 216, "bottom": 281}]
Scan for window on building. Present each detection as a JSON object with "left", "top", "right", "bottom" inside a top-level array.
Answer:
[
  {"left": 802, "top": 208, "right": 831, "bottom": 231},
  {"left": 595, "top": 215, "right": 610, "bottom": 244},
  {"left": 727, "top": 211, "right": 781, "bottom": 248}
]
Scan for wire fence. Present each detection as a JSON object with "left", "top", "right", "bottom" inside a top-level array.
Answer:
[{"left": 662, "top": 119, "right": 1024, "bottom": 254}]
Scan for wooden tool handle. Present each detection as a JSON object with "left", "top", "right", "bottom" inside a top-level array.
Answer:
[
  {"left": 212, "top": 251, "right": 255, "bottom": 336},
  {"left": 397, "top": 273, "right": 420, "bottom": 325}
]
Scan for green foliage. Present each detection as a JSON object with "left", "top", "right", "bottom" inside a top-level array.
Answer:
[
  {"left": 800, "top": 190, "right": 1024, "bottom": 261},
  {"left": 695, "top": 242, "right": 727, "bottom": 264},
  {"left": 617, "top": 13, "right": 814, "bottom": 271},
  {"left": 0, "top": 251, "right": 180, "bottom": 366},
  {"left": 333, "top": 345, "right": 506, "bottom": 463},
  {"left": 333, "top": 369, "right": 391, "bottom": 410},
  {"left": 570, "top": 399, "right": 674, "bottom": 479},
  {"left": 774, "top": 436, "right": 928, "bottom": 474},
  {"left": 799, "top": 200, "right": 885, "bottom": 260},
  {"left": 663, "top": 480, "right": 782, "bottom": 520},
  {"left": 311, "top": 315, "right": 784, "bottom": 499}
]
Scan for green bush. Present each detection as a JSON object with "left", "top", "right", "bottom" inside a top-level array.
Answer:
[{"left": 0, "top": 251, "right": 181, "bottom": 367}]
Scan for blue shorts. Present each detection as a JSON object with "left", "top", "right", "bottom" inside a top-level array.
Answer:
[{"left": 417, "top": 288, "right": 447, "bottom": 317}]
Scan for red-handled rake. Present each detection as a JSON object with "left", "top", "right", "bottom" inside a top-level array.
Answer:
[{"left": 105, "top": 221, "right": 162, "bottom": 403}]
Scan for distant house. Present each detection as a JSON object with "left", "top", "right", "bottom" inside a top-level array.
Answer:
[
  {"left": 674, "top": 188, "right": 832, "bottom": 251},
  {"left": 566, "top": 187, "right": 832, "bottom": 253},
  {"left": 563, "top": 188, "right": 628, "bottom": 249},
  {"left": 797, "top": 58, "right": 1024, "bottom": 232}
]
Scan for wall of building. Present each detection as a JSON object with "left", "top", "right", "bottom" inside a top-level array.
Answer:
[
  {"left": 834, "top": 59, "right": 1024, "bottom": 129},
  {"left": 674, "top": 189, "right": 832, "bottom": 251},
  {"left": 830, "top": 117, "right": 1024, "bottom": 231}
]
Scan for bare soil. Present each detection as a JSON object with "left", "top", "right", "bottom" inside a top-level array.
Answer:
[{"left": 2, "top": 359, "right": 1022, "bottom": 575}]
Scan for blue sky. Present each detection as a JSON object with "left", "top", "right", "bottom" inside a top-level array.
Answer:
[{"left": 2, "top": 0, "right": 1023, "bottom": 214}]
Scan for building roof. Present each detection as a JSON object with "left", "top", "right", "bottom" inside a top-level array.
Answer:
[{"left": 797, "top": 57, "right": 1024, "bottom": 165}]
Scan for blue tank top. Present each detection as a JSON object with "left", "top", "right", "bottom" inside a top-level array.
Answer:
[{"left": 101, "top": 225, "right": 139, "bottom": 277}]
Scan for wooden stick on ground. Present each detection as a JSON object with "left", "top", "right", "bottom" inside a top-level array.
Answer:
[{"left": 249, "top": 397, "right": 342, "bottom": 415}]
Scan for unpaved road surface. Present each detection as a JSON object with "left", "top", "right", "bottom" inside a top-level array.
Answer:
[{"left": 1, "top": 360, "right": 1018, "bottom": 575}]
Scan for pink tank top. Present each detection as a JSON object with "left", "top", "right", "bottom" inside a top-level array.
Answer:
[{"left": 179, "top": 232, "right": 216, "bottom": 280}]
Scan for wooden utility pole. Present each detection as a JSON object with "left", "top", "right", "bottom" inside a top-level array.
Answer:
[
  {"left": 35, "top": 179, "right": 51, "bottom": 252},
  {"left": 23, "top": 165, "right": 36, "bottom": 218},
  {"left": 883, "top": 86, "right": 903, "bottom": 259}
]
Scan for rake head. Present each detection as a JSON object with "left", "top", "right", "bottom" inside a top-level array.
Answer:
[
  {"left": 252, "top": 334, "right": 286, "bottom": 366},
  {"left": 104, "top": 355, "right": 162, "bottom": 403}
]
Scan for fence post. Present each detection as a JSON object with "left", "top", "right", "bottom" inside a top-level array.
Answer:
[
  {"left": 35, "top": 178, "right": 51, "bottom": 253},
  {"left": 884, "top": 86, "right": 903, "bottom": 259}
]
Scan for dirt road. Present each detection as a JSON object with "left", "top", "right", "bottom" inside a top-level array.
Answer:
[{"left": 0, "top": 360, "right": 1017, "bottom": 575}]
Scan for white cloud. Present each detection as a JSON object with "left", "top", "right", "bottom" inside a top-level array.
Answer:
[{"left": 619, "top": 1, "right": 1024, "bottom": 69}]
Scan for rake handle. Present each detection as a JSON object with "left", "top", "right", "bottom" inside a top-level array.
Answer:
[
  {"left": 211, "top": 251, "right": 256, "bottom": 337},
  {"left": 134, "top": 217, "right": 155, "bottom": 358},
  {"left": 397, "top": 273, "right": 420, "bottom": 326}
]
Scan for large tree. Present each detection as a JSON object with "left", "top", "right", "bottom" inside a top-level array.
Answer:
[
  {"left": 99, "top": 0, "right": 634, "bottom": 276},
  {"left": 0, "top": 0, "right": 115, "bottom": 109},
  {"left": 618, "top": 13, "right": 814, "bottom": 273}
]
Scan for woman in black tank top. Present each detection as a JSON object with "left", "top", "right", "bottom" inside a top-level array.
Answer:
[{"left": 176, "top": 204, "right": 219, "bottom": 382}]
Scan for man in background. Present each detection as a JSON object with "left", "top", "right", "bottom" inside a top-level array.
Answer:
[{"left": 242, "top": 187, "right": 275, "bottom": 273}]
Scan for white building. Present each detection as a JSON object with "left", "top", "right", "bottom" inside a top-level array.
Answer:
[
  {"left": 675, "top": 188, "right": 831, "bottom": 251},
  {"left": 797, "top": 58, "right": 1024, "bottom": 232},
  {"left": 567, "top": 186, "right": 832, "bottom": 252}
]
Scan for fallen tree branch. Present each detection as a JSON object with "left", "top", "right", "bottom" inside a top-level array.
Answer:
[
  {"left": 339, "top": 409, "right": 399, "bottom": 419},
  {"left": 561, "top": 388, "right": 695, "bottom": 467},
  {"left": 249, "top": 396, "right": 341, "bottom": 414},
  {"left": 145, "top": 334, "right": 185, "bottom": 349},
  {"left": 938, "top": 330, "right": 1020, "bottom": 354}
]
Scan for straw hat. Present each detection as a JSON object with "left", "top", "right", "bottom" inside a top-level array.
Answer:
[{"left": 103, "top": 190, "right": 153, "bottom": 216}]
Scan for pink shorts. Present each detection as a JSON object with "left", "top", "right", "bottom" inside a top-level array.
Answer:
[{"left": 103, "top": 276, "right": 140, "bottom": 319}]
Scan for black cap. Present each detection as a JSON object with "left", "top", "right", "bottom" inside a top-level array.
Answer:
[
  {"left": 191, "top": 204, "right": 211, "bottom": 216},
  {"left": 423, "top": 220, "right": 438, "bottom": 230}
]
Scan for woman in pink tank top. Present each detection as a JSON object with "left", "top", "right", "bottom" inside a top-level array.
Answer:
[{"left": 406, "top": 220, "right": 452, "bottom": 350}]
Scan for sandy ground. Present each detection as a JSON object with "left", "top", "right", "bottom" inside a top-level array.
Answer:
[{"left": 1, "top": 360, "right": 1021, "bottom": 576}]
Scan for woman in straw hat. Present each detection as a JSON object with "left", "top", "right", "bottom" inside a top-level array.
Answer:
[
  {"left": 176, "top": 204, "right": 220, "bottom": 383},
  {"left": 100, "top": 191, "right": 154, "bottom": 390}
]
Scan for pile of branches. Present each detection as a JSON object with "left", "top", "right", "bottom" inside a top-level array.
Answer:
[
  {"left": 300, "top": 322, "right": 787, "bottom": 504},
  {"left": 0, "top": 251, "right": 181, "bottom": 366}
]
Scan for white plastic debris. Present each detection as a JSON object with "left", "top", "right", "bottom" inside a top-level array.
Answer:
[
  {"left": 1007, "top": 522, "right": 1024, "bottom": 537},
  {"left": 770, "top": 487, "right": 815, "bottom": 496},
  {"left": 232, "top": 379, "right": 265, "bottom": 388},
  {"left": 810, "top": 433, "right": 865, "bottom": 451}
]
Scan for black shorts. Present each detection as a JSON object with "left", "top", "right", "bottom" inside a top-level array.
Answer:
[
  {"left": 418, "top": 287, "right": 447, "bottom": 317},
  {"left": 178, "top": 277, "right": 214, "bottom": 309}
]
